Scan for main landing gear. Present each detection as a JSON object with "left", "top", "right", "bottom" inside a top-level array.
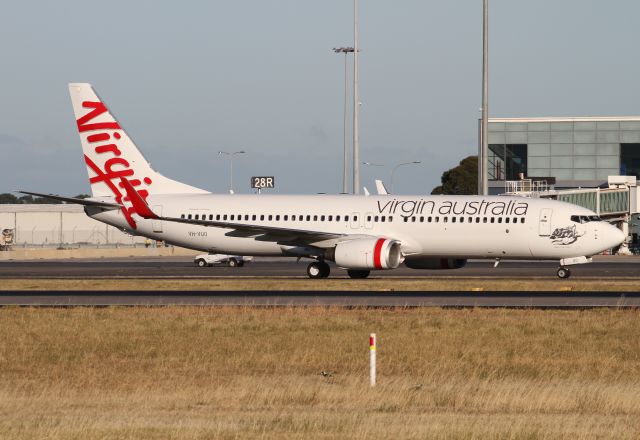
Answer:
[
  {"left": 307, "top": 261, "right": 330, "bottom": 279},
  {"left": 306, "top": 261, "right": 372, "bottom": 279}
]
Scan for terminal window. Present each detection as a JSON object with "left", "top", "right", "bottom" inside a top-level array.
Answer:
[
  {"left": 621, "top": 144, "right": 640, "bottom": 178},
  {"left": 488, "top": 144, "right": 527, "bottom": 180}
]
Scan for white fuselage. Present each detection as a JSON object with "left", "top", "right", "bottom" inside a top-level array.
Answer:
[{"left": 87, "top": 194, "right": 624, "bottom": 261}]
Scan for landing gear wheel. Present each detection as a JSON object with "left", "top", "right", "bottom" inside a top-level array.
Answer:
[
  {"left": 557, "top": 267, "right": 571, "bottom": 279},
  {"left": 196, "top": 259, "right": 207, "bottom": 267},
  {"left": 228, "top": 258, "right": 238, "bottom": 267},
  {"left": 347, "top": 269, "right": 370, "bottom": 279},
  {"left": 307, "top": 262, "right": 323, "bottom": 279},
  {"left": 319, "top": 262, "right": 330, "bottom": 278}
]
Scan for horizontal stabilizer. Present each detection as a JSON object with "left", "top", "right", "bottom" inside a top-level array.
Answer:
[{"left": 16, "top": 191, "right": 122, "bottom": 209}]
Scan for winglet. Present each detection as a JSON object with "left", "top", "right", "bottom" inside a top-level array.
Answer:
[{"left": 120, "top": 178, "right": 158, "bottom": 219}]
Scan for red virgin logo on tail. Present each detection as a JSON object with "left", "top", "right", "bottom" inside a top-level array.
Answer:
[{"left": 78, "top": 101, "right": 153, "bottom": 229}]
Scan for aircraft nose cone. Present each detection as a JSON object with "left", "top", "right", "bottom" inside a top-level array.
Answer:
[{"left": 609, "top": 225, "right": 626, "bottom": 248}]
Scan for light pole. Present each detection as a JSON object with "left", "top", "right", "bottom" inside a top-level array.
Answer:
[
  {"left": 480, "top": 0, "right": 489, "bottom": 195},
  {"left": 218, "top": 150, "right": 245, "bottom": 193},
  {"left": 333, "top": 47, "right": 355, "bottom": 194},
  {"left": 390, "top": 161, "right": 421, "bottom": 194},
  {"left": 353, "top": 0, "right": 361, "bottom": 195}
]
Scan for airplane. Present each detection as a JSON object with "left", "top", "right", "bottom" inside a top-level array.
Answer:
[{"left": 20, "top": 83, "right": 625, "bottom": 279}]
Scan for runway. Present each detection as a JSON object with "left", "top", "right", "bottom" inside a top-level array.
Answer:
[
  {"left": 1, "top": 291, "right": 639, "bottom": 307},
  {"left": 0, "top": 255, "right": 638, "bottom": 279}
]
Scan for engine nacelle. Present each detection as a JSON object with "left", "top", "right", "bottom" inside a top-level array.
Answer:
[
  {"left": 330, "top": 238, "right": 402, "bottom": 270},
  {"left": 404, "top": 258, "right": 467, "bottom": 270}
]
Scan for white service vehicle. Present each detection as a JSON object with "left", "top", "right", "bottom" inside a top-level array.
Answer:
[
  {"left": 19, "top": 83, "right": 625, "bottom": 279},
  {"left": 194, "top": 254, "right": 253, "bottom": 267}
]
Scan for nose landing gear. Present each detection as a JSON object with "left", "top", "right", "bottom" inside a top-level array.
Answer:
[{"left": 556, "top": 267, "right": 571, "bottom": 279}]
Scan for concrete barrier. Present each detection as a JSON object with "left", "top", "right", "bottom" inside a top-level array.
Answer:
[{"left": 0, "top": 247, "right": 197, "bottom": 261}]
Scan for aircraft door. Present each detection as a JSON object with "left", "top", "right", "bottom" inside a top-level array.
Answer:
[
  {"left": 152, "top": 205, "right": 163, "bottom": 233},
  {"left": 364, "top": 212, "right": 374, "bottom": 229},
  {"left": 538, "top": 208, "right": 552, "bottom": 236},
  {"left": 350, "top": 212, "right": 360, "bottom": 230}
]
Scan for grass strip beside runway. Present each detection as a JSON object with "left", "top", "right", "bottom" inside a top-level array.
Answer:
[
  {"left": 0, "top": 307, "right": 639, "bottom": 439},
  {"left": 1, "top": 277, "right": 640, "bottom": 291}
]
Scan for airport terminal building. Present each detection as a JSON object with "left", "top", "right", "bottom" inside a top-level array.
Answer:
[
  {"left": 487, "top": 116, "right": 640, "bottom": 194},
  {"left": 487, "top": 116, "right": 640, "bottom": 253}
]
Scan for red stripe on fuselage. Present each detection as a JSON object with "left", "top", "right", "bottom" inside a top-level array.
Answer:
[{"left": 373, "top": 238, "right": 385, "bottom": 269}]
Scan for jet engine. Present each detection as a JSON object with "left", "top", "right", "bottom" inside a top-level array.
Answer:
[
  {"left": 404, "top": 258, "right": 467, "bottom": 270},
  {"left": 327, "top": 238, "right": 402, "bottom": 270}
]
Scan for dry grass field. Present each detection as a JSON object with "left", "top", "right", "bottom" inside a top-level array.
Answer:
[{"left": 1, "top": 307, "right": 639, "bottom": 439}]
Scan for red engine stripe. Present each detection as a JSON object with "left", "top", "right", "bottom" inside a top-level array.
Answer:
[{"left": 373, "top": 238, "right": 386, "bottom": 269}]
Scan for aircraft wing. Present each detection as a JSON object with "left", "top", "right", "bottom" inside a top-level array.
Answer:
[
  {"left": 16, "top": 191, "right": 122, "bottom": 209},
  {"left": 120, "top": 179, "right": 346, "bottom": 245}
]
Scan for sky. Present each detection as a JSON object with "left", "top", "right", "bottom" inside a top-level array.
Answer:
[{"left": 2, "top": 0, "right": 640, "bottom": 196}]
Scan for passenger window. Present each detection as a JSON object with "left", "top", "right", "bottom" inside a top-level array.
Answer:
[
  {"left": 483, "top": 217, "right": 487, "bottom": 223},
  {"left": 374, "top": 216, "right": 379, "bottom": 222},
  {"left": 404, "top": 217, "right": 408, "bottom": 223},
  {"left": 435, "top": 216, "right": 439, "bottom": 223},
  {"left": 468, "top": 217, "right": 472, "bottom": 223},
  {"left": 476, "top": 217, "right": 480, "bottom": 223},
  {"left": 284, "top": 215, "right": 288, "bottom": 221},
  {"left": 313, "top": 215, "right": 318, "bottom": 221},
  {"left": 444, "top": 217, "right": 448, "bottom": 223},
  {"left": 428, "top": 216, "right": 432, "bottom": 223},
  {"left": 452, "top": 217, "right": 456, "bottom": 223},
  {"left": 513, "top": 217, "right": 517, "bottom": 223},
  {"left": 195, "top": 214, "right": 200, "bottom": 220},
  {"left": 336, "top": 215, "right": 341, "bottom": 221},
  {"left": 520, "top": 218, "right": 525, "bottom": 223},
  {"left": 491, "top": 217, "right": 495, "bottom": 223},
  {"left": 321, "top": 215, "right": 325, "bottom": 221},
  {"left": 505, "top": 217, "right": 510, "bottom": 223},
  {"left": 328, "top": 215, "right": 333, "bottom": 221},
  {"left": 345, "top": 216, "right": 349, "bottom": 221},
  {"left": 276, "top": 215, "right": 280, "bottom": 221},
  {"left": 381, "top": 216, "right": 386, "bottom": 222},
  {"left": 498, "top": 218, "right": 502, "bottom": 223},
  {"left": 460, "top": 217, "right": 464, "bottom": 223},
  {"left": 216, "top": 214, "right": 220, "bottom": 220},
  {"left": 208, "top": 215, "right": 212, "bottom": 220},
  {"left": 244, "top": 215, "right": 249, "bottom": 221},
  {"left": 230, "top": 215, "right": 234, "bottom": 220},
  {"left": 412, "top": 217, "right": 416, "bottom": 222},
  {"left": 252, "top": 215, "right": 256, "bottom": 221},
  {"left": 389, "top": 216, "right": 393, "bottom": 222},
  {"left": 306, "top": 215, "right": 311, "bottom": 221},
  {"left": 181, "top": 214, "right": 185, "bottom": 219},
  {"left": 354, "top": 216, "right": 358, "bottom": 221},
  {"left": 268, "top": 215, "right": 273, "bottom": 221},
  {"left": 367, "top": 215, "right": 372, "bottom": 222},
  {"left": 260, "top": 215, "right": 264, "bottom": 221},
  {"left": 188, "top": 214, "right": 192, "bottom": 219}
]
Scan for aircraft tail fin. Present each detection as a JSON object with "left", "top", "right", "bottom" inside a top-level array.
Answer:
[{"left": 68, "top": 83, "right": 209, "bottom": 199}]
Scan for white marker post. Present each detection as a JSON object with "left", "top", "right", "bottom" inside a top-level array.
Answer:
[{"left": 369, "top": 333, "right": 376, "bottom": 387}]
